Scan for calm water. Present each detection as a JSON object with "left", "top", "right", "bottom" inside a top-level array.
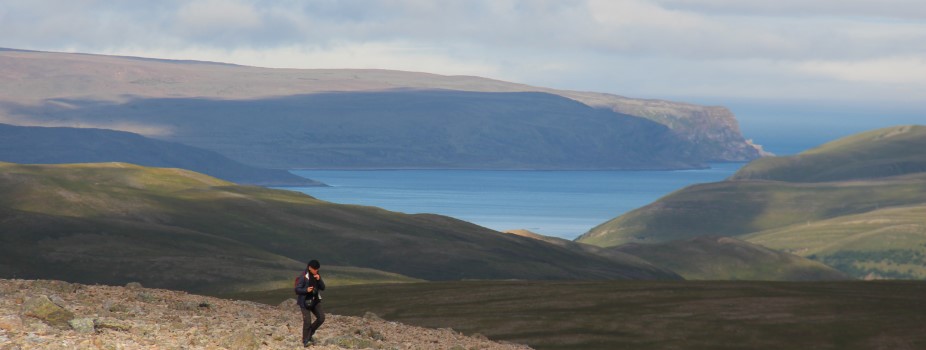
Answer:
[{"left": 285, "top": 163, "right": 743, "bottom": 240}]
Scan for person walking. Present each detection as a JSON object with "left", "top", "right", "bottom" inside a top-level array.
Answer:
[{"left": 295, "top": 259, "right": 326, "bottom": 346}]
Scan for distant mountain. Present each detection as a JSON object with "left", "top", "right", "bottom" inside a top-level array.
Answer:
[
  {"left": 0, "top": 162, "right": 680, "bottom": 293},
  {"left": 0, "top": 48, "right": 763, "bottom": 169},
  {"left": 576, "top": 125, "right": 926, "bottom": 279},
  {"left": 612, "top": 236, "right": 849, "bottom": 281},
  {"left": 0, "top": 123, "right": 322, "bottom": 186}
]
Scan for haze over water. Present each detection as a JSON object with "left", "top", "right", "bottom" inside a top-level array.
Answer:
[{"left": 286, "top": 163, "right": 743, "bottom": 240}]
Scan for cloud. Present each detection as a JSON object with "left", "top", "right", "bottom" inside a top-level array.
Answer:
[
  {"left": 798, "top": 56, "right": 926, "bottom": 84},
  {"left": 0, "top": 0, "right": 924, "bottom": 107},
  {"left": 651, "top": 0, "right": 926, "bottom": 20}
]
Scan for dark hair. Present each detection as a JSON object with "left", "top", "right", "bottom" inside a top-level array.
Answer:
[{"left": 307, "top": 260, "right": 320, "bottom": 270}]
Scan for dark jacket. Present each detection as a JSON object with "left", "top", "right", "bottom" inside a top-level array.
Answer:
[{"left": 294, "top": 271, "right": 325, "bottom": 309}]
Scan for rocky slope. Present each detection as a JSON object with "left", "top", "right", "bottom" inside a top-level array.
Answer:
[{"left": 0, "top": 279, "right": 530, "bottom": 350}]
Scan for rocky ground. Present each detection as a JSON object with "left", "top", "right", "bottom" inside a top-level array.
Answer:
[{"left": 0, "top": 279, "right": 531, "bottom": 350}]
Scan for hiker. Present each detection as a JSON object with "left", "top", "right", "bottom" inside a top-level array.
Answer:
[{"left": 295, "top": 259, "right": 326, "bottom": 346}]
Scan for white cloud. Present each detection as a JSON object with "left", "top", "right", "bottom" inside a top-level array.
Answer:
[
  {"left": 176, "top": 0, "right": 263, "bottom": 34},
  {"left": 798, "top": 56, "right": 926, "bottom": 84},
  {"left": 0, "top": 0, "right": 924, "bottom": 107}
]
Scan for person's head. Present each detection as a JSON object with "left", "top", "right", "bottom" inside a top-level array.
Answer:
[{"left": 307, "top": 260, "right": 320, "bottom": 273}]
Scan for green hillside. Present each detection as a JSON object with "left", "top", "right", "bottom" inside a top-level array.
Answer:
[
  {"left": 577, "top": 173, "right": 926, "bottom": 247},
  {"left": 612, "top": 236, "right": 849, "bottom": 281},
  {"left": 0, "top": 162, "right": 679, "bottom": 293},
  {"left": 731, "top": 125, "right": 926, "bottom": 182},
  {"left": 577, "top": 125, "right": 926, "bottom": 279},
  {"left": 745, "top": 205, "right": 926, "bottom": 279}
]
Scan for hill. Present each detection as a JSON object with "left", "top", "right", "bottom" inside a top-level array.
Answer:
[
  {"left": 0, "top": 48, "right": 763, "bottom": 169},
  {"left": 577, "top": 125, "right": 926, "bottom": 279},
  {"left": 731, "top": 125, "right": 926, "bottom": 182},
  {"left": 6, "top": 91, "right": 696, "bottom": 170},
  {"left": 508, "top": 230, "right": 847, "bottom": 281},
  {"left": 0, "top": 162, "right": 679, "bottom": 293},
  {"left": 744, "top": 204, "right": 926, "bottom": 279},
  {"left": 0, "top": 123, "right": 321, "bottom": 186},
  {"left": 0, "top": 279, "right": 529, "bottom": 349},
  {"left": 612, "top": 236, "right": 849, "bottom": 281}
]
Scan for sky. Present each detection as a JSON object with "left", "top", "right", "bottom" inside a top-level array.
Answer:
[{"left": 1, "top": 0, "right": 924, "bottom": 153}]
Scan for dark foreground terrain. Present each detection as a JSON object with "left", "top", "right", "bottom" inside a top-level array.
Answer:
[{"left": 241, "top": 280, "right": 926, "bottom": 350}]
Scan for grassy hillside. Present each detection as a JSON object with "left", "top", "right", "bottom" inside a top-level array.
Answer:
[
  {"left": 317, "top": 280, "right": 926, "bottom": 350},
  {"left": 612, "top": 236, "right": 849, "bottom": 281},
  {"left": 731, "top": 125, "right": 926, "bottom": 182},
  {"left": 0, "top": 162, "right": 679, "bottom": 292},
  {"left": 577, "top": 126, "right": 926, "bottom": 279},
  {"left": 506, "top": 230, "right": 846, "bottom": 281},
  {"left": 0, "top": 48, "right": 762, "bottom": 167},
  {"left": 577, "top": 173, "right": 926, "bottom": 247},
  {"left": 745, "top": 204, "right": 926, "bottom": 279},
  {"left": 0, "top": 123, "right": 321, "bottom": 186}
]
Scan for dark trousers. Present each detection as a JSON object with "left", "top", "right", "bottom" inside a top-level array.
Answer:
[{"left": 301, "top": 302, "right": 325, "bottom": 342}]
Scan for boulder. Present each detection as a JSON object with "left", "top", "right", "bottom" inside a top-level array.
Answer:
[
  {"left": 68, "top": 317, "right": 95, "bottom": 334},
  {"left": 21, "top": 295, "right": 75, "bottom": 329},
  {"left": 222, "top": 328, "right": 261, "bottom": 350},
  {"left": 279, "top": 298, "right": 297, "bottom": 310},
  {"left": 95, "top": 318, "right": 131, "bottom": 332}
]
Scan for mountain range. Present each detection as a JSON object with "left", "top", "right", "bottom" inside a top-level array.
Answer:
[
  {"left": 0, "top": 48, "right": 763, "bottom": 170},
  {"left": 577, "top": 125, "right": 926, "bottom": 279}
]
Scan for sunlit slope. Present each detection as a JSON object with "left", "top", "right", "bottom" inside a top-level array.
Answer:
[
  {"left": 0, "top": 162, "right": 679, "bottom": 292},
  {"left": 510, "top": 229, "right": 847, "bottom": 281},
  {"left": 745, "top": 205, "right": 926, "bottom": 279},
  {"left": 577, "top": 173, "right": 926, "bottom": 247},
  {"left": 577, "top": 126, "right": 926, "bottom": 279},
  {"left": 612, "top": 236, "right": 849, "bottom": 281},
  {"left": 731, "top": 125, "right": 926, "bottom": 182}
]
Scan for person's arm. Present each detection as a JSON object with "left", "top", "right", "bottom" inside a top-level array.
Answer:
[
  {"left": 294, "top": 275, "right": 309, "bottom": 295},
  {"left": 316, "top": 274, "right": 326, "bottom": 291}
]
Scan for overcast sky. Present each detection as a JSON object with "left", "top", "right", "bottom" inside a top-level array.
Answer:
[{"left": 1, "top": 0, "right": 923, "bottom": 148}]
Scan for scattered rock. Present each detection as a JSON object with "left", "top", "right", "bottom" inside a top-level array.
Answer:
[
  {"left": 325, "top": 335, "right": 376, "bottom": 349},
  {"left": 0, "top": 315, "right": 23, "bottom": 332},
  {"left": 45, "top": 280, "right": 79, "bottom": 294},
  {"left": 68, "top": 317, "right": 95, "bottom": 334},
  {"left": 95, "top": 318, "right": 131, "bottom": 332},
  {"left": 1, "top": 279, "right": 531, "bottom": 349},
  {"left": 354, "top": 326, "right": 386, "bottom": 341},
  {"left": 136, "top": 291, "right": 157, "bottom": 303},
  {"left": 363, "top": 311, "right": 384, "bottom": 321},
  {"left": 222, "top": 328, "right": 261, "bottom": 350},
  {"left": 20, "top": 295, "right": 75, "bottom": 329},
  {"left": 279, "top": 298, "right": 297, "bottom": 309}
]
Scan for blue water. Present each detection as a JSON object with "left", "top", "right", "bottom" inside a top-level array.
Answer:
[{"left": 284, "top": 163, "right": 743, "bottom": 240}]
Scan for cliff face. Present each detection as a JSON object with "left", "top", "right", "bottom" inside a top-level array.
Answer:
[{"left": 558, "top": 91, "right": 767, "bottom": 162}]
